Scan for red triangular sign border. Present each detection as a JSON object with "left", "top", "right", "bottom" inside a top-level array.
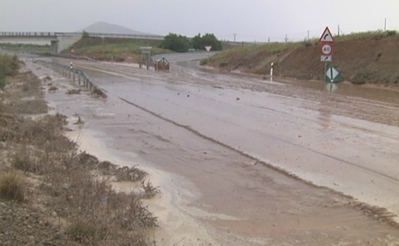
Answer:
[{"left": 320, "top": 27, "right": 334, "bottom": 42}]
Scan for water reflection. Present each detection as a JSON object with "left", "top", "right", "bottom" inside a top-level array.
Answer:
[
  {"left": 325, "top": 83, "right": 339, "bottom": 93},
  {"left": 317, "top": 83, "right": 339, "bottom": 129}
]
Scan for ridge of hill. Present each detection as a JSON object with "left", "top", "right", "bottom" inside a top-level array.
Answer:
[{"left": 81, "top": 21, "right": 152, "bottom": 36}]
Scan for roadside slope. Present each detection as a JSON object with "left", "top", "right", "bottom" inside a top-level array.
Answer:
[
  {"left": 205, "top": 31, "right": 399, "bottom": 84},
  {"left": 64, "top": 37, "right": 169, "bottom": 62}
]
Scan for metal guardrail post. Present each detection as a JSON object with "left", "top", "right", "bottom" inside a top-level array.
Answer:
[{"left": 34, "top": 60, "right": 106, "bottom": 98}]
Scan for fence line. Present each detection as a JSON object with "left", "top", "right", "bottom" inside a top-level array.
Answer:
[{"left": 37, "top": 60, "right": 107, "bottom": 98}]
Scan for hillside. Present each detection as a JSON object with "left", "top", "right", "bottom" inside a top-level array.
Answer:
[
  {"left": 82, "top": 21, "right": 152, "bottom": 35},
  {"left": 65, "top": 37, "right": 169, "bottom": 62},
  {"left": 204, "top": 31, "right": 399, "bottom": 84}
]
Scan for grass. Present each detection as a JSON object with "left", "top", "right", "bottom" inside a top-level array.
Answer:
[
  {"left": 335, "top": 30, "right": 398, "bottom": 42},
  {"left": 0, "top": 44, "right": 52, "bottom": 54},
  {"left": 206, "top": 42, "right": 301, "bottom": 74},
  {"left": 66, "top": 37, "right": 170, "bottom": 62},
  {"left": 0, "top": 171, "right": 25, "bottom": 202},
  {"left": 208, "top": 30, "right": 399, "bottom": 69}
]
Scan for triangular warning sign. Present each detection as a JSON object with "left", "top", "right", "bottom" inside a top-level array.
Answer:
[{"left": 320, "top": 27, "right": 334, "bottom": 42}]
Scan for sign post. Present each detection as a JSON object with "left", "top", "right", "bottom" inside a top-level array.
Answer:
[
  {"left": 319, "top": 27, "right": 342, "bottom": 88},
  {"left": 320, "top": 27, "right": 334, "bottom": 84},
  {"left": 139, "top": 47, "right": 152, "bottom": 70}
]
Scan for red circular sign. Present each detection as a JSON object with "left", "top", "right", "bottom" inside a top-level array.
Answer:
[{"left": 321, "top": 44, "right": 332, "bottom": 55}]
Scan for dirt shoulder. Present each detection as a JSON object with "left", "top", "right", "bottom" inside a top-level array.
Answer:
[{"left": 0, "top": 60, "right": 158, "bottom": 245}]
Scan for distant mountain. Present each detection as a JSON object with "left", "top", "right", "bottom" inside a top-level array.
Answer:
[{"left": 81, "top": 22, "right": 152, "bottom": 35}]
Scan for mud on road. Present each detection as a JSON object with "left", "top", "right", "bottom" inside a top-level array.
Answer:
[{"left": 27, "top": 53, "right": 399, "bottom": 245}]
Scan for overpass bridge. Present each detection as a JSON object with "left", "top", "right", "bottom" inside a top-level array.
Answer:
[{"left": 0, "top": 32, "right": 164, "bottom": 54}]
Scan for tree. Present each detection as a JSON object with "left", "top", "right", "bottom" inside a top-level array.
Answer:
[
  {"left": 192, "top": 34, "right": 202, "bottom": 50},
  {"left": 192, "top": 33, "right": 222, "bottom": 51},
  {"left": 82, "top": 31, "right": 90, "bottom": 38},
  {"left": 160, "top": 33, "right": 191, "bottom": 52}
]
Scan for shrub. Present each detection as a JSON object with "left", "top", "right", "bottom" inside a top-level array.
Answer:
[
  {"left": 386, "top": 30, "right": 397, "bottom": 36},
  {"left": 303, "top": 40, "right": 312, "bottom": 47},
  {"left": 141, "top": 180, "right": 159, "bottom": 199},
  {"left": 0, "top": 54, "right": 19, "bottom": 90},
  {"left": 66, "top": 221, "right": 102, "bottom": 243},
  {"left": 0, "top": 171, "right": 25, "bottom": 202},
  {"left": 200, "top": 59, "right": 209, "bottom": 65},
  {"left": 159, "top": 33, "right": 191, "bottom": 52},
  {"left": 0, "top": 75, "right": 5, "bottom": 89}
]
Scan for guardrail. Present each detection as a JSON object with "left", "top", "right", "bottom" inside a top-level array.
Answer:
[
  {"left": 0, "top": 32, "right": 164, "bottom": 40},
  {"left": 36, "top": 60, "right": 107, "bottom": 98}
]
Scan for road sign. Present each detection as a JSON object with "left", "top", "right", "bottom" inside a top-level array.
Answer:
[
  {"left": 321, "top": 55, "right": 332, "bottom": 62},
  {"left": 325, "top": 65, "right": 342, "bottom": 83},
  {"left": 321, "top": 44, "right": 332, "bottom": 55},
  {"left": 320, "top": 27, "right": 335, "bottom": 64},
  {"left": 320, "top": 27, "right": 334, "bottom": 43}
]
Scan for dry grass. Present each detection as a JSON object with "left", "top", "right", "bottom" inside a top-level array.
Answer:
[
  {"left": 206, "top": 42, "right": 300, "bottom": 74},
  {"left": 0, "top": 63, "right": 157, "bottom": 245},
  {"left": 0, "top": 171, "right": 25, "bottom": 202},
  {"left": 66, "top": 89, "right": 81, "bottom": 95}
]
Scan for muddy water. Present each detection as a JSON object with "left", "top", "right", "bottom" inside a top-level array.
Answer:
[{"left": 27, "top": 55, "right": 399, "bottom": 245}]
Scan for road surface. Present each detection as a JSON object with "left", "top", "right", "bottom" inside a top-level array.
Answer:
[{"left": 28, "top": 53, "right": 399, "bottom": 245}]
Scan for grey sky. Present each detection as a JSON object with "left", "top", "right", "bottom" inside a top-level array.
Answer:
[{"left": 1, "top": 0, "right": 398, "bottom": 41}]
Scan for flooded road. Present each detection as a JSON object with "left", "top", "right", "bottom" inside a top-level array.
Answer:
[{"left": 28, "top": 53, "right": 399, "bottom": 245}]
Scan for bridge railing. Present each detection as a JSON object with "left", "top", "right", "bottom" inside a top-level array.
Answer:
[
  {"left": 36, "top": 60, "right": 107, "bottom": 98},
  {"left": 0, "top": 32, "right": 56, "bottom": 37},
  {"left": 83, "top": 32, "right": 164, "bottom": 40},
  {"left": 0, "top": 31, "right": 164, "bottom": 40}
]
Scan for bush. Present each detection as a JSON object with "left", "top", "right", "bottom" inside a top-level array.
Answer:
[
  {"left": 303, "top": 40, "right": 312, "bottom": 47},
  {"left": 386, "top": 30, "right": 397, "bottom": 36},
  {"left": 66, "top": 221, "right": 102, "bottom": 243},
  {"left": 0, "top": 172, "right": 25, "bottom": 202},
  {"left": 159, "top": 33, "right": 191, "bottom": 52},
  {"left": 200, "top": 59, "right": 209, "bottom": 65},
  {"left": 0, "top": 75, "right": 5, "bottom": 89},
  {"left": 0, "top": 54, "right": 19, "bottom": 89}
]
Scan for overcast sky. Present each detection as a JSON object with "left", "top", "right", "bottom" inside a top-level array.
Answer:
[{"left": 1, "top": 0, "right": 398, "bottom": 41}]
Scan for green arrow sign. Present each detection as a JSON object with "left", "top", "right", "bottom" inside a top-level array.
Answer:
[{"left": 325, "top": 64, "right": 343, "bottom": 83}]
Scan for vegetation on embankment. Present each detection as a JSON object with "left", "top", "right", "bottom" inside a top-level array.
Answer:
[
  {"left": 0, "top": 55, "right": 158, "bottom": 245},
  {"left": 0, "top": 54, "right": 19, "bottom": 89},
  {"left": 0, "top": 43, "right": 52, "bottom": 54},
  {"left": 204, "top": 30, "right": 399, "bottom": 84},
  {"left": 64, "top": 37, "right": 170, "bottom": 62}
]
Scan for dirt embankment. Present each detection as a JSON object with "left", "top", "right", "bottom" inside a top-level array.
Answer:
[
  {"left": 0, "top": 60, "right": 158, "bottom": 245},
  {"left": 205, "top": 32, "right": 399, "bottom": 84}
]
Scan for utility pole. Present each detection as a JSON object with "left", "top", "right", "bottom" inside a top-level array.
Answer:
[
  {"left": 268, "top": 37, "right": 270, "bottom": 43},
  {"left": 384, "top": 18, "right": 387, "bottom": 31},
  {"left": 337, "top": 25, "right": 340, "bottom": 36},
  {"left": 285, "top": 34, "right": 288, "bottom": 43},
  {"left": 233, "top": 33, "right": 237, "bottom": 42}
]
